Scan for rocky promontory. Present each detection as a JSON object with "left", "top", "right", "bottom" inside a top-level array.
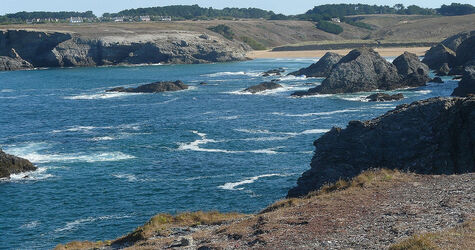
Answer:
[
  {"left": 107, "top": 81, "right": 188, "bottom": 93},
  {"left": 0, "top": 149, "right": 36, "bottom": 179},
  {"left": 288, "top": 96, "right": 474, "bottom": 197},
  {"left": 288, "top": 52, "right": 342, "bottom": 77},
  {"left": 0, "top": 29, "right": 249, "bottom": 71},
  {"left": 242, "top": 82, "right": 283, "bottom": 94}
]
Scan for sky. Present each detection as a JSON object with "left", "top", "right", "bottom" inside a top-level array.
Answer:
[{"left": 1, "top": 0, "right": 473, "bottom": 16}]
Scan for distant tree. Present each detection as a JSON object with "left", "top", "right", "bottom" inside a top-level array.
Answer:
[
  {"left": 438, "top": 3, "right": 475, "bottom": 16},
  {"left": 316, "top": 21, "right": 343, "bottom": 34},
  {"left": 207, "top": 24, "right": 235, "bottom": 40}
]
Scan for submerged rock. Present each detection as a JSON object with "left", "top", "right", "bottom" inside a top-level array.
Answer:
[
  {"left": 107, "top": 81, "right": 189, "bottom": 93},
  {"left": 288, "top": 96, "right": 475, "bottom": 197},
  {"left": 452, "top": 66, "right": 475, "bottom": 97},
  {"left": 262, "top": 68, "right": 285, "bottom": 77},
  {"left": 366, "top": 93, "right": 404, "bottom": 102},
  {"left": 431, "top": 77, "right": 444, "bottom": 83},
  {"left": 422, "top": 44, "right": 456, "bottom": 70},
  {"left": 243, "top": 82, "right": 283, "bottom": 94},
  {"left": 292, "top": 48, "right": 402, "bottom": 96},
  {"left": 392, "top": 51, "right": 430, "bottom": 86},
  {"left": 288, "top": 52, "right": 342, "bottom": 77},
  {"left": 0, "top": 149, "right": 37, "bottom": 178}
]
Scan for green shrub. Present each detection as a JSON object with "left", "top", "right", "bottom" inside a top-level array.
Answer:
[
  {"left": 316, "top": 21, "right": 343, "bottom": 34},
  {"left": 345, "top": 20, "right": 373, "bottom": 30},
  {"left": 207, "top": 24, "right": 235, "bottom": 40},
  {"left": 240, "top": 36, "right": 267, "bottom": 50}
]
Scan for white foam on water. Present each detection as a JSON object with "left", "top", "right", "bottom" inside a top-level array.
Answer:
[
  {"left": 55, "top": 214, "right": 132, "bottom": 233},
  {"left": 0, "top": 89, "right": 14, "bottom": 93},
  {"left": 204, "top": 71, "right": 260, "bottom": 77},
  {"left": 239, "top": 136, "right": 291, "bottom": 142},
  {"left": 64, "top": 92, "right": 143, "bottom": 100},
  {"left": 225, "top": 84, "right": 310, "bottom": 96},
  {"left": 415, "top": 89, "right": 432, "bottom": 94},
  {"left": 299, "top": 129, "right": 331, "bottom": 134},
  {"left": 271, "top": 108, "right": 360, "bottom": 117},
  {"left": 217, "top": 115, "right": 240, "bottom": 120},
  {"left": 89, "top": 136, "right": 117, "bottom": 141},
  {"left": 218, "top": 174, "right": 288, "bottom": 191},
  {"left": 235, "top": 128, "right": 329, "bottom": 137},
  {"left": 178, "top": 131, "right": 284, "bottom": 154},
  {"left": 52, "top": 126, "right": 97, "bottom": 133},
  {"left": 234, "top": 128, "right": 272, "bottom": 134},
  {"left": 112, "top": 173, "right": 155, "bottom": 182},
  {"left": 20, "top": 221, "right": 40, "bottom": 229},
  {"left": 5, "top": 167, "right": 55, "bottom": 182}
]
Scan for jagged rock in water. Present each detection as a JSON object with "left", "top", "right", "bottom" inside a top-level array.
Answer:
[
  {"left": 288, "top": 96, "right": 475, "bottom": 197},
  {"left": 199, "top": 82, "right": 208, "bottom": 85},
  {"left": 431, "top": 77, "right": 444, "bottom": 83},
  {"left": 452, "top": 66, "right": 475, "bottom": 97},
  {"left": 262, "top": 68, "right": 285, "bottom": 77},
  {"left": 0, "top": 149, "right": 37, "bottom": 178},
  {"left": 366, "top": 93, "right": 404, "bottom": 102},
  {"left": 436, "top": 63, "right": 451, "bottom": 76},
  {"left": 292, "top": 48, "right": 403, "bottom": 96},
  {"left": 392, "top": 51, "right": 430, "bottom": 86},
  {"left": 422, "top": 44, "right": 457, "bottom": 70},
  {"left": 243, "top": 82, "right": 282, "bottom": 94},
  {"left": 288, "top": 52, "right": 342, "bottom": 77},
  {"left": 107, "top": 81, "right": 189, "bottom": 93}
]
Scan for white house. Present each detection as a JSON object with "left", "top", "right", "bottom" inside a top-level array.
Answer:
[
  {"left": 331, "top": 17, "right": 341, "bottom": 23},
  {"left": 70, "top": 17, "right": 83, "bottom": 23},
  {"left": 140, "top": 16, "right": 151, "bottom": 22}
]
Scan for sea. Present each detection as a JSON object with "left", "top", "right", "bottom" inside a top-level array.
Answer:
[{"left": 0, "top": 58, "right": 458, "bottom": 249}]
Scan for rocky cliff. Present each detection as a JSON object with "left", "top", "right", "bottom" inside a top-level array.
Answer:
[
  {"left": 0, "top": 29, "right": 249, "bottom": 70},
  {"left": 0, "top": 149, "right": 37, "bottom": 178},
  {"left": 288, "top": 96, "right": 475, "bottom": 197}
]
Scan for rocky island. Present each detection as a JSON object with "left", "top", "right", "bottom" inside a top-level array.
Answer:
[
  {"left": 242, "top": 82, "right": 283, "bottom": 94},
  {"left": 288, "top": 52, "right": 342, "bottom": 77},
  {"left": 0, "top": 149, "right": 36, "bottom": 179},
  {"left": 107, "top": 81, "right": 189, "bottom": 93}
]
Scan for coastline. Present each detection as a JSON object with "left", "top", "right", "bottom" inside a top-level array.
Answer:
[{"left": 247, "top": 47, "right": 430, "bottom": 59}]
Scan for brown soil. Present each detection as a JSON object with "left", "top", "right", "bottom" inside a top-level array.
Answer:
[{"left": 247, "top": 47, "right": 430, "bottom": 58}]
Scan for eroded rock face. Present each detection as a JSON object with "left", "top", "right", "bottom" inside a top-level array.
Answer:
[
  {"left": 243, "top": 82, "right": 282, "bottom": 94},
  {"left": 366, "top": 93, "right": 404, "bottom": 102},
  {"left": 422, "top": 44, "right": 457, "bottom": 70},
  {"left": 288, "top": 96, "right": 475, "bottom": 197},
  {"left": 452, "top": 66, "right": 475, "bottom": 97},
  {"left": 107, "top": 81, "right": 189, "bottom": 93},
  {"left": 392, "top": 51, "right": 430, "bottom": 86},
  {"left": 440, "top": 31, "right": 475, "bottom": 51},
  {"left": 288, "top": 52, "right": 342, "bottom": 77},
  {"left": 455, "top": 36, "right": 475, "bottom": 67},
  {"left": 293, "top": 48, "right": 403, "bottom": 95},
  {"left": 0, "top": 149, "right": 37, "bottom": 178},
  {"left": 0, "top": 30, "right": 249, "bottom": 70}
]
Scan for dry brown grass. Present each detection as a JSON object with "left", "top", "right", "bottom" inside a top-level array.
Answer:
[
  {"left": 389, "top": 218, "right": 475, "bottom": 250},
  {"left": 55, "top": 241, "right": 105, "bottom": 250}
]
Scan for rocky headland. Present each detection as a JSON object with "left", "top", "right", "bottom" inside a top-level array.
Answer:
[
  {"left": 292, "top": 48, "right": 429, "bottom": 96},
  {"left": 107, "top": 81, "right": 189, "bottom": 93},
  {"left": 242, "top": 82, "right": 283, "bottom": 94},
  {"left": 0, "top": 149, "right": 37, "bottom": 179},
  {"left": 0, "top": 29, "right": 249, "bottom": 71},
  {"left": 288, "top": 52, "right": 342, "bottom": 78}
]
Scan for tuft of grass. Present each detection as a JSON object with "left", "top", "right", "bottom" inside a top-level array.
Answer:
[
  {"left": 114, "top": 211, "right": 244, "bottom": 245},
  {"left": 54, "top": 241, "right": 104, "bottom": 250},
  {"left": 389, "top": 218, "right": 475, "bottom": 250}
]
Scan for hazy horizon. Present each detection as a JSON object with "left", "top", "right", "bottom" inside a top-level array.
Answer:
[{"left": 2, "top": 0, "right": 474, "bottom": 16}]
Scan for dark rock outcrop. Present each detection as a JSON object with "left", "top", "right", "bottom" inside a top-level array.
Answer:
[
  {"left": 366, "top": 93, "right": 404, "bottom": 102},
  {"left": 392, "top": 51, "right": 430, "bottom": 86},
  {"left": 0, "top": 149, "right": 37, "bottom": 178},
  {"left": 242, "top": 82, "right": 283, "bottom": 94},
  {"left": 436, "top": 63, "right": 451, "bottom": 76},
  {"left": 440, "top": 31, "right": 475, "bottom": 51},
  {"left": 431, "top": 77, "right": 444, "bottom": 83},
  {"left": 288, "top": 52, "right": 342, "bottom": 77},
  {"left": 452, "top": 66, "right": 475, "bottom": 97},
  {"left": 288, "top": 96, "right": 475, "bottom": 197},
  {"left": 0, "top": 30, "right": 249, "bottom": 71},
  {"left": 422, "top": 44, "right": 456, "bottom": 70},
  {"left": 107, "top": 81, "right": 189, "bottom": 93},
  {"left": 0, "top": 48, "right": 33, "bottom": 71},
  {"left": 455, "top": 36, "right": 475, "bottom": 67},
  {"left": 292, "top": 48, "right": 406, "bottom": 96},
  {"left": 262, "top": 68, "right": 285, "bottom": 77}
]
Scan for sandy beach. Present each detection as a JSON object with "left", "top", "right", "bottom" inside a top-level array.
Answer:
[{"left": 247, "top": 47, "right": 430, "bottom": 58}]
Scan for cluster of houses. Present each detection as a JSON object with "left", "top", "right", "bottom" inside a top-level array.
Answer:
[{"left": 24, "top": 15, "right": 172, "bottom": 24}]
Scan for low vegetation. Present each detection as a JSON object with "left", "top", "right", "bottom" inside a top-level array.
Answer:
[
  {"left": 316, "top": 21, "right": 344, "bottom": 34},
  {"left": 207, "top": 24, "right": 235, "bottom": 40},
  {"left": 240, "top": 36, "right": 267, "bottom": 50},
  {"left": 389, "top": 218, "right": 475, "bottom": 250}
]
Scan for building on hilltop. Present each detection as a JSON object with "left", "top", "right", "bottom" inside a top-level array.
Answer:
[
  {"left": 140, "top": 16, "right": 151, "bottom": 22},
  {"left": 70, "top": 17, "right": 83, "bottom": 23}
]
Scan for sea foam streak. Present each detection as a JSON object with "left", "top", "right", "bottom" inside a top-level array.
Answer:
[
  {"left": 178, "top": 131, "right": 283, "bottom": 154},
  {"left": 64, "top": 91, "right": 143, "bottom": 100},
  {"left": 218, "top": 174, "right": 288, "bottom": 191},
  {"left": 271, "top": 108, "right": 360, "bottom": 117},
  {"left": 203, "top": 71, "right": 260, "bottom": 77},
  {"left": 1, "top": 167, "right": 54, "bottom": 182},
  {"left": 55, "top": 214, "right": 132, "bottom": 232}
]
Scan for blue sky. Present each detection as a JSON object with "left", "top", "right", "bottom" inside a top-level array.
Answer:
[{"left": 1, "top": 0, "right": 473, "bottom": 15}]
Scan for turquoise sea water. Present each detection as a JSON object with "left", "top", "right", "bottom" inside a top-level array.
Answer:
[{"left": 0, "top": 58, "right": 458, "bottom": 249}]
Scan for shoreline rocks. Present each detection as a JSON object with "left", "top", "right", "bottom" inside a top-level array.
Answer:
[
  {"left": 288, "top": 52, "right": 342, "bottom": 78},
  {"left": 288, "top": 96, "right": 475, "bottom": 197},
  {"left": 262, "top": 68, "right": 285, "bottom": 77},
  {"left": 0, "top": 149, "right": 37, "bottom": 179},
  {"left": 452, "top": 66, "right": 475, "bottom": 97},
  {"left": 366, "top": 93, "right": 404, "bottom": 102},
  {"left": 107, "top": 81, "right": 189, "bottom": 93},
  {"left": 242, "top": 82, "right": 283, "bottom": 94}
]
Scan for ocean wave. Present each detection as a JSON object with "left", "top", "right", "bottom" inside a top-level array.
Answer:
[
  {"left": 55, "top": 214, "right": 132, "bottom": 233},
  {"left": 64, "top": 92, "right": 143, "bottom": 100},
  {"left": 225, "top": 85, "right": 311, "bottom": 96},
  {"left": 1, "top": 167, "right": 54, "bottom": 183},
  {"left": 271, "top": 108, "right": 360, "bottom": 117},
  {"left": 112, "top": 173, "right": 154, "bottom": 182},
  {"left": 89, "top": 136, "right": 116, "bottom": 141},
  {"left": 177, "top": 131, "right": 283, "bottom": 154},
  {"left": 0, "top": 89, "right": 15, "bottom": 93},
  {"left": 218, "top": 173, "right": 289, "bottom": 191},
  {"left": 20, "top": 221, "right": 40, "bottom": 229},
  {"left": 51, "top": 126, "right": 97, "bottom": 133},
  {"left": 52, "top": 123, "right": 141, "bottom": 134},
  {"left": 235, "top": 128, "right": 329, "bottom": 136},
  {"left": 203, "top": 71, "right": 261, "bottom": 77}
]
